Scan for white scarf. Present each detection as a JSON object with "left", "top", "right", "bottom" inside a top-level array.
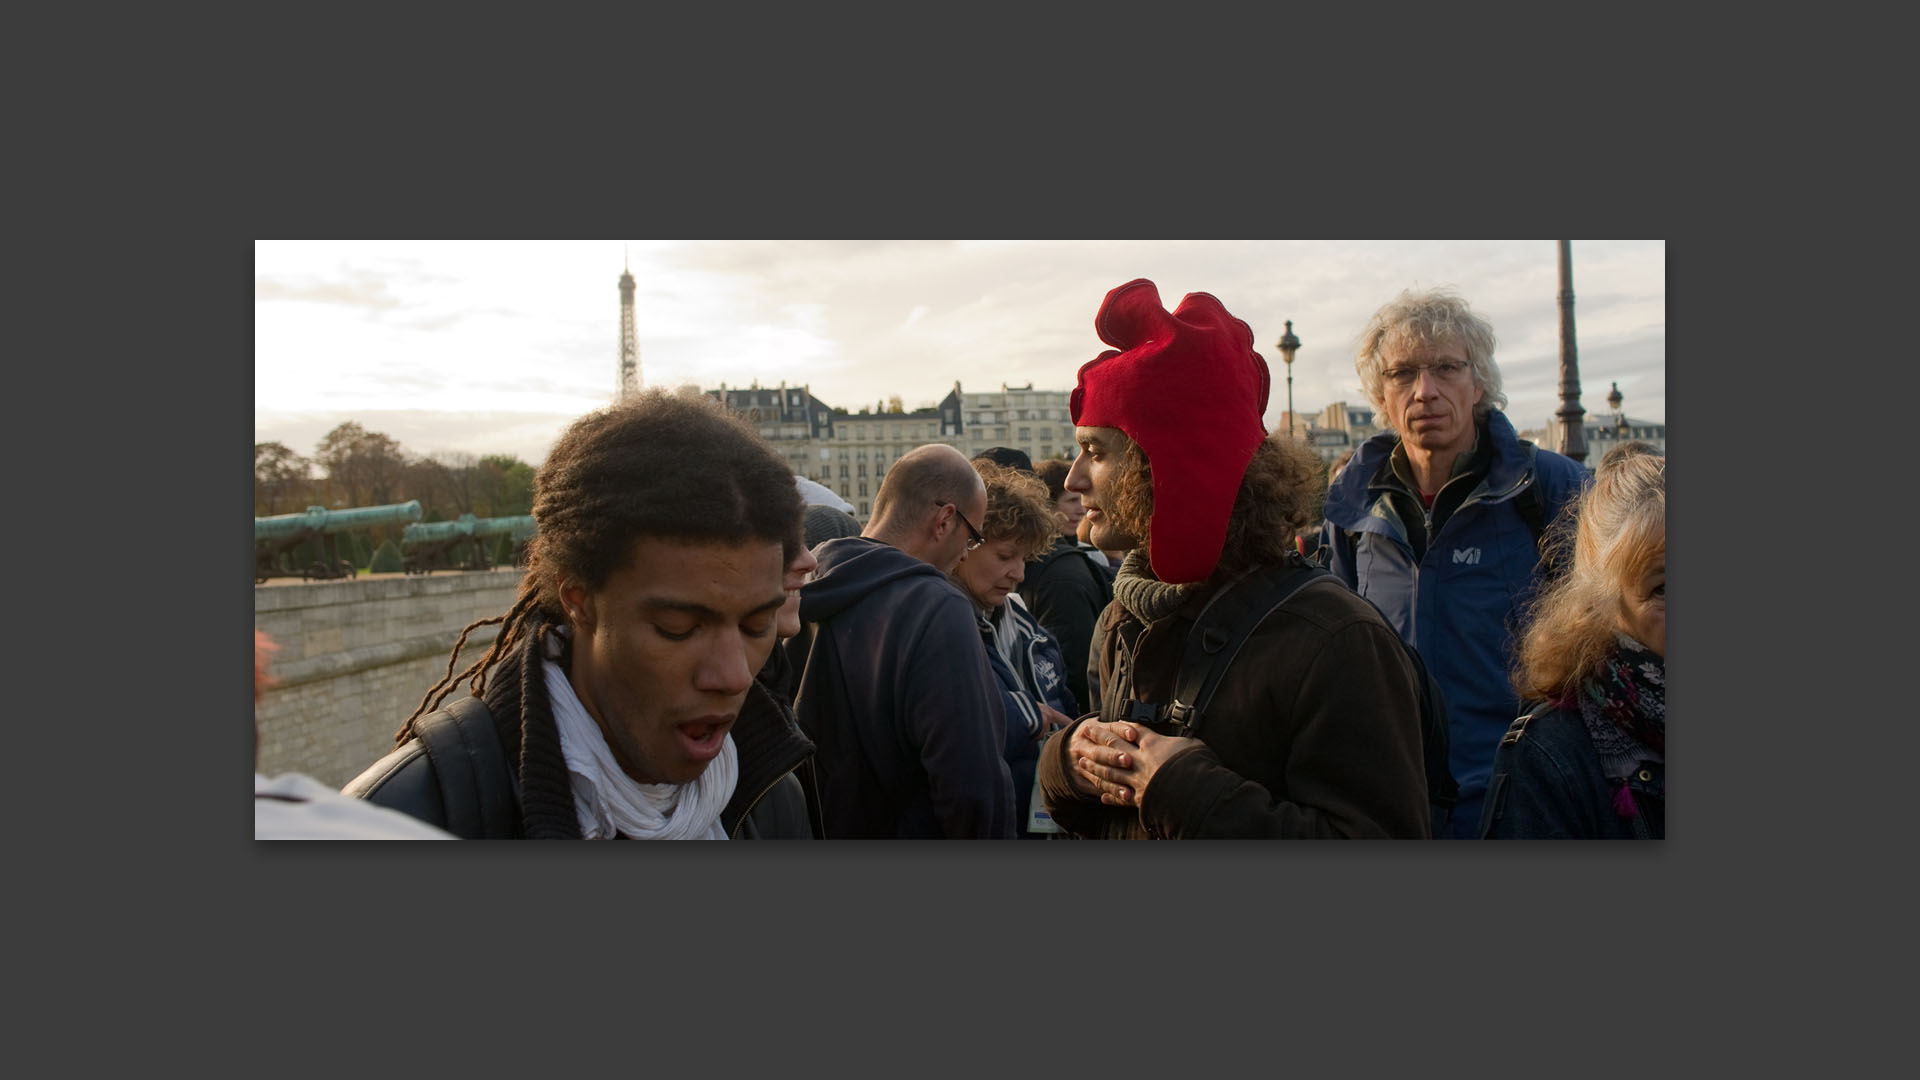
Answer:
[{"left": 542, "top": 639, "right": 736, "bottom": 840}]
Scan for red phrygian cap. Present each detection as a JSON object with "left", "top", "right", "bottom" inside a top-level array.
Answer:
[{"left": 1070, "top": 279, "right": 1271, "bottom": 584}]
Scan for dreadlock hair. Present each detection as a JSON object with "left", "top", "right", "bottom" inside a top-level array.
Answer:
[
  {"left": 394, "top": 389, "right": 805, "bottom": 743},
  {"left": 972, "top": 460, "right": 1060, "bottom": 560}
]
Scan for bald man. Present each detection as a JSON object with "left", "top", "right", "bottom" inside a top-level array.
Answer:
[{"left": 782, "top": 444, "right": 1016, "bottom": 837}]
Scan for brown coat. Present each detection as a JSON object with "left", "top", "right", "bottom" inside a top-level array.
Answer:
[{"left": 1038, "top": 574, "right": 1431, "bottom": 838}]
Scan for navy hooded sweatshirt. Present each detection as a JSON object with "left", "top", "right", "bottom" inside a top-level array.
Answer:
[{"left": 782, "top": 536, "right": 1015, "bottom": 838}]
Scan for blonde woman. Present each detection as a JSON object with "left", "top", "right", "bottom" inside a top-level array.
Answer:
[{"left": 1479, "top": 453, "right": 1665, "bottom": 839}]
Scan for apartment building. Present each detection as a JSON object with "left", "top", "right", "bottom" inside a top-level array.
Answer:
[{"left": 710, "top": 381, "right": 1077, "bottom": 522}]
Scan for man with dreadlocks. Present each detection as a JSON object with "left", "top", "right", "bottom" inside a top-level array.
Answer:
[{"left": 342, "top": 390, "right": 818, "bottom": 839}]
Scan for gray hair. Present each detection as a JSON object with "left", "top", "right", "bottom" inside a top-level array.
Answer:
[{"left": 1353, "top": 287, "right": 1507, "bottom": 429}]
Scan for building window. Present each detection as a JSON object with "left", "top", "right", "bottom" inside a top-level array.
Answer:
[{"left": 1019, "top": 427, "right": 1031, "bottom": 442}]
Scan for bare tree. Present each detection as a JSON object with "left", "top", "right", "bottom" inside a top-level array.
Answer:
[
  {"left": 315, "top": 422, "right": 370, "bottom": 507},
  {"left": 423, "top": 451, "right": 481, "bottom": 517},
  {"left": 315, "top": 422, "right": 407, "bottom": 508},
  {"left": 255, "top": 441, "right": 313, "bottom": 516}
]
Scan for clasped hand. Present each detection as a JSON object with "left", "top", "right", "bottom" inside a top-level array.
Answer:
[{"left": 1068, "top": 718, "right": 1195, "bottom": 808}]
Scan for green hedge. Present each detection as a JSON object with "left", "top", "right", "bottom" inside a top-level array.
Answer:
[{"left": 369, "top": 539, "right": 405, "bottom": 574}]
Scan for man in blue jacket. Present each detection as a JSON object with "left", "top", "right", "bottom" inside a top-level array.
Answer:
[
  {"left": 1321, "top": 288, "right": 1589, "bottom": 837},
  {"left": 783, "top": 443, "right": 1017, "bottom": 838}
]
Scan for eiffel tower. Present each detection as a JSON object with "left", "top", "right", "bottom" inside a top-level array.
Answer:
[{"left": 617, "top": 248, "right": 641, "bottom": 399}]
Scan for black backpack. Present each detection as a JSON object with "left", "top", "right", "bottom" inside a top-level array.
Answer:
[
  {"left": 1110, "top": 562, "right": 1459, "bottom": 838},
  {"left": 409, "top": 695, "right": 522, "bottom": 838}
]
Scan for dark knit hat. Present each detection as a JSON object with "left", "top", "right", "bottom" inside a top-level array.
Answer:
[
  {"left": 1071, "top": 279, "right": 1270, "bottom": 584},
  {"left": 803, "top": 504, "right": 862, "bottom": 548},
  {"left": 974, "top": 446, "right": 1034, "bottom": 474}
]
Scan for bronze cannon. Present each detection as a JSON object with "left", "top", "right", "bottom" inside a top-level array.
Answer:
[
  {"left": 254, "top": 501, "right": 423, "bottom": 583},
  {"left": 401, "top": 514, "right": 536, "bottom": 574}
]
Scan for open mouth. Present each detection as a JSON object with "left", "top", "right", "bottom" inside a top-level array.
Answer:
[{"left": 676, "top": 717, "right": 733, "bottom": 762}]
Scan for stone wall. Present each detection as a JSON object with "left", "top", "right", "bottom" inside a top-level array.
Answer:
[{"left": 254, "top": 570, "right": 523, "bottom": 788}]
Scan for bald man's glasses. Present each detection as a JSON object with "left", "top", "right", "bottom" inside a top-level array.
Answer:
[{"left": 946, "top": 503, "right": 987, "bottom": 550}]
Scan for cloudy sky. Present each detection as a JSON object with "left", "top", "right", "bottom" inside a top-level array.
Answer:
[{"left": 255, "top": 240, "right": 1665, "bottom": 467}]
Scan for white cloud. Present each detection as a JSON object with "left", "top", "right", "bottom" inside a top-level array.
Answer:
[{"left": 256, "top": 240, "right": 1665, "bottom": 465}]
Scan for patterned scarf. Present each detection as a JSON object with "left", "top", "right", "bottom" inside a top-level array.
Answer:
[{"left": 1575, "top": 632, "right": 1665, "bottom": 817}]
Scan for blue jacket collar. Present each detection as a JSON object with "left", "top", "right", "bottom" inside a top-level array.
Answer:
[{"left": 1324, "top": 411, "right": 1534, "bottom": 531}]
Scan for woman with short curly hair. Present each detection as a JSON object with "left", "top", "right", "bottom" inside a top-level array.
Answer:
[{"left": 953, "top": 461, "right": 1082, "bottom": 837}]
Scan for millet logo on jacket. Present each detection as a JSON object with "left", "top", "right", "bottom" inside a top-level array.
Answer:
[{"left": 1452, "top": 547, "right": 1482, "bottom": 565}]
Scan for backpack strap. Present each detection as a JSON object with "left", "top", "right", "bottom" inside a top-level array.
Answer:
[
  {"left": 1512, "top": 442, "right": 1548, "bottom": 545},
  {"left": 1157, "top": 563, "right": 1328, "bottom": 739},
  {"left": 413, "top": 695, "right": 521, "bottom": 838},
  {"left": 1150, "top": 563, "right": 1461, "bottom": 839}
]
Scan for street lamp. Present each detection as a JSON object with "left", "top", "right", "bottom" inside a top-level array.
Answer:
[
  {"left": 1276, "top": 320, "right": 1301, "bottom": 441},
  {"left": 1608, "top": 381, "right": 1628, "bottom": 437},
  {"left": 1555, "top": 240, "right": 1589, "bottom": 463}
]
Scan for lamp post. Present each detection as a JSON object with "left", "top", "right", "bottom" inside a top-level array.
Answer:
[
  {"left": 1555, "top": 240, "right": 1589, "bottom": 463},
  {"left": 1608, "top": 381, "right": 1628, "bottom": 437},
  {"left": 1277, "top": 320, "right": 1301, "bottom": 441}
]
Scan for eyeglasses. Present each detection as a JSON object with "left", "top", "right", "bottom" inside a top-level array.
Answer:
[
  {"left": 945, "top": 503, "right": 987, "bottom": 550},
  {"left": 1383, "top": 359, "right": 1472, "bottom": 388}
]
